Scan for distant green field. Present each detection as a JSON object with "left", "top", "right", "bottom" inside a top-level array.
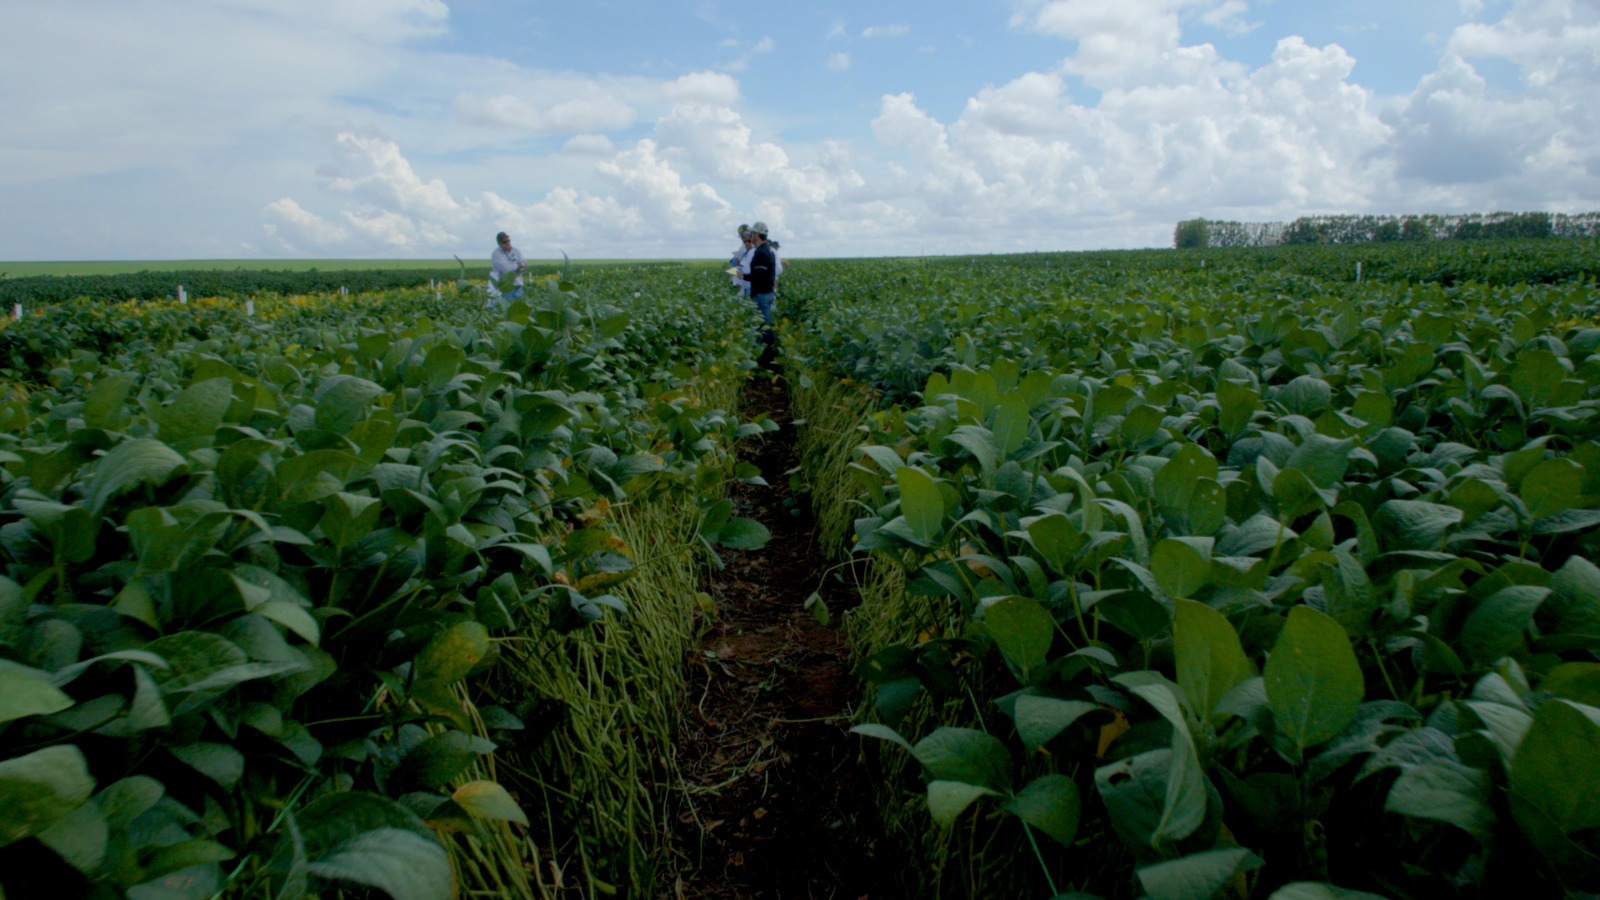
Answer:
[{"left": 0, "top": 259, "right": 662, "bottom": 277}]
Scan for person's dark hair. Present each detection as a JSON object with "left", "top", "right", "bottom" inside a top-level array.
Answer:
[{"left": 495, "top": 232, "right": 509, "bottom": 243}]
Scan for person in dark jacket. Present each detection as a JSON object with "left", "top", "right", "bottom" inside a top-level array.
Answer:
[{"left": 745, "top": 221, "right": 777, "bottom": 346}]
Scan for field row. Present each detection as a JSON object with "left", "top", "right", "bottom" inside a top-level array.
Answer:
[
  {"left": 0, "top": 275, "right": 770, "bottom": 898},
  {"left": 780, "top": 242, "right": 1600, "bottom": 899}
]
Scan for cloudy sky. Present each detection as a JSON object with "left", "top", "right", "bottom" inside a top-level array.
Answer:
[{"left": 2, "top": 0, "right": 1597, "bottom": 262}]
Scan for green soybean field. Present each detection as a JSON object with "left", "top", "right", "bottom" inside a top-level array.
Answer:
[{"left": 2, "top": 237, "right": 1598, "bottom": 900}]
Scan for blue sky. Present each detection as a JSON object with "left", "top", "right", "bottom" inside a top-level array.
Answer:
[{"left": 2, "top": 0, "right": 1596, "bottom": 262}]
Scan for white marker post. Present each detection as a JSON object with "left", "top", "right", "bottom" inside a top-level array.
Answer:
[
  {"left": 1356, "top": 261, "right": 1363, "bottom": 283},
  {"left": 177, "top": 285, "right": 187, "bottom": 304},
  {"left": 11, "top": 303, "right": 20, "bottom": 321},
  {"left": 246, "top": 299, "right": 255, "bottom": 317}
]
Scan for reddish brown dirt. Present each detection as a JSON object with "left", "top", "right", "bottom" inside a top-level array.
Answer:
[{"left": 655, "top": 366, "right": 895, "bottom": 900}]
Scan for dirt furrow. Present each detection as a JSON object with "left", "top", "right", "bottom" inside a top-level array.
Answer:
[{"left": 656, "top": 366, "right": 892, "bottom": 900}]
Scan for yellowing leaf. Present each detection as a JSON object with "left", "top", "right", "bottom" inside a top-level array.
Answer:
[{"left": 452, "top": 781, "right": 530, "bottom": 826}]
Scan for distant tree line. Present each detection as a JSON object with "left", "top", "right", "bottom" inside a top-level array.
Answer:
[{"left": 1173, "top": 211, "right": 1600, "bottom": 248}]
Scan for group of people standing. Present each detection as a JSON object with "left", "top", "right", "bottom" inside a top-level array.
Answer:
[
  {"left": 485, "top": 224, "right": 785, "bottom": 350},
  {"left": 729, "top": 222, "right": 781, "bottom": 345}
]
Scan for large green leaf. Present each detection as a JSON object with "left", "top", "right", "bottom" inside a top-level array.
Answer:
[
  {"left": 94, "top": 776, "right": 164, "bottom": 832},
  {"left": 1384, "top": 759, "right": 1494, "bottom": 842},
  {"left": 1319, "top": 545, "right": 1377, "bottom": 637},
  {"left": 1542, "top": 554, "right": 1600, "bottom": 652},
  {"left": 1186, "top": 477, "right": 1227, "bottom": 537},
  {"left": 282, "top": 792, "right": 450, "bottom": 900},
  {"left": 1506, "top": 699, "right": 1600, "bottom": 883},
  {"left": 144, "top": 631, "right": 304, "bottom": 714},
  {"left": 896, "top": 466, "right": 945, "bottom": 545},
  {"left": 1352, "top": 390, "right": 1393, "bottom": 430},
  {"left": 84, "top": 438, "right": 188, "bottom": 515},
  {"left": 1373, "top": 499, "right": 1463, "bottom": 552},
  {"left": 11, "top": 494, "right": 100, "bottom": 564},
  {"left": 393, "top": 730, "right": 496, "bottom": 791},
  {"left": 36, "top": 795, "right": 108, "bottom": 875},
  {"left": 952, "top": 368, "right": 1000, "bottom": 417},
  {"left": 0, "top": 664, "right": 76, "bottom": 724},
  {"left": 1151, "top": 537, "right": 1214, "bottom": 600},
  {"left": 137, "top": 838, "right": 235, "bottom": 883},
  {"left": 169, "top": 742, "right": 245, "bottom": 790},
  {"left": 1217, "top": 513, "right": 1295, "bottom": 558},
  {"left": 313, "top": 375, "right": 386, "bottom": 434},
  {"left": 1520, "top": 457, "right": 1584, "bottom": 519},
  {"left": 926, "top": 780, "right": 998, "bottom": 826},
  {"left": 1136, "top": 847, "right": 1261, "bottom": 900},
  {"left": 911, "top": 727, "right": 1012, "bottom": 792},
  {"left": 850, "top": 722, "right": 913, "bottom": 752},
  {"left": 1174, "top": 599, "right": 1254, "bottom": 721},
  {"left": 1013, "top": 695, "right": 1102, "bottom": 753},
  {"left": 1460, "top": 586, "right": 1548, "bottom": 665},
  {"left": 1508, "top": 348, "right": 1565, "bottom": 408},
  {"left": 1285, "top": 434, "right": 1355, "bottom": 488},
  {"left": 83, "top": 371, "right": 137, "bottom": 431},
  {"left": 1020, "top": 512, "right": 1085, "bottom": 573},
  {"left": 944, "top": 425, "right": 998, "bottom": 478},
  {"left": 143, "top": 631, "right": 250, "bottom": 692},
  {"left": 1510, "top": 699, "right": 1600, "bottom": 835},
  {"left": 232, "top": 566, "right": 320, "bottom": 645},
  {"left": 1539, "top": 663, "right": 1600, "bottom": 706},
  {"left": 1116, "top": 671, "right": 1196, "bottom": 741},
  {"left": 992, "top": 391, "right": 1031, "bottom": 456},
  {"left": 419, "top": 342, "right": 465, "bottom": 390},
  {"left": 1094, "top": 741, "right": 1208, "bottom": 853},
  {"left": 1277, "top": 375, "right": 1332, "bottom": 417},
  {"left": 1272, "top": 466, "right": 1338, "bottom": 519},
  {"left": 155, "top": 377, "right": 234, "bottom": 448},
  {"left": 1216, "top": 380, "right": 1260, "bottom": 438},
  {"left": 0, "top": 744, "right": 96, "bottom": 848},
  {"left": 697, "top": 498, "right": 733, "bottom": 540},
  {"left": 1154, "top": 444, "right": 1219, "bottom": 515},
  {"left": 320, "top": 491, "right": 383, "bottom": 550},
  {"left": 1002, "top": 773, "right": 1081, "bottom": 847},
  {"left": 1265, "top": 607, "right": 1364, "bottom": 754},
  {"left": 716, "top": 517, "right": 771, "bottom": 550},
  {"left": 856, "top": 445, "right": 906, "bottom": 478},
  {"left": 276, "top": 449, "right": 370, "bottom": 505},
  {"left": 984, "top": 595, "right": 1054, "bottom": 680}
]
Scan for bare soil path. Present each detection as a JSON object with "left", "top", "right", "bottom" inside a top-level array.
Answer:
[{"left": 655, "top": 366, "right": 894, "bottom": 900}]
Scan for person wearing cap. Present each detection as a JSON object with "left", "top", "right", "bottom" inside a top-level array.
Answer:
[
  {"left": 730, "top": 224, "right": 752, "bottom": 293},
  {"left": 744, "top": 221, "right": 778, "bottom": 346},
  {"left": 488, "top": 231, "right": 527, "bottom": 305},
  {"left": 735, "top": 229, "right": 756, "bottom": 296}
]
